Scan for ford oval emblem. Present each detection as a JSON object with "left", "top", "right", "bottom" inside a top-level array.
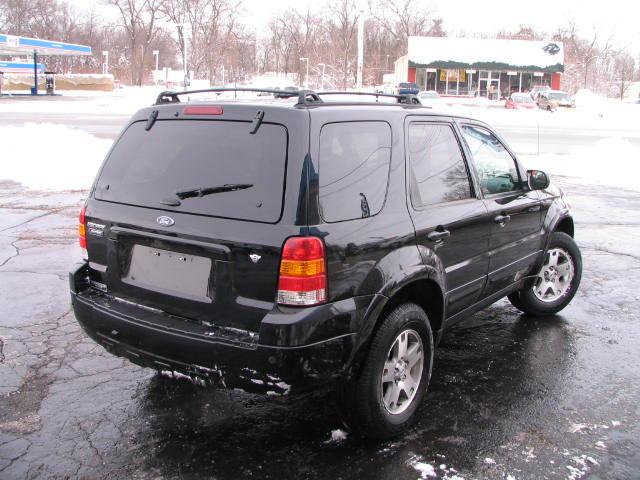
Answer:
[{"left": 156, "top": 215, "right": 175, "bottom": 227}]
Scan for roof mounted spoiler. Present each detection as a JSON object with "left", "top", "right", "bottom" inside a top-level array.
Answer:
[{"left": 154, "top": 88, "right": 421, "bottom": 107}]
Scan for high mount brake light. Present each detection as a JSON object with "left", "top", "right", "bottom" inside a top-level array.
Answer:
[
  {"left": 78, "top": 205, "right": 87, "bottom": 249},
  {"left": 183, "top": 105, "right": 223, "bottom": 115},
  {"left": 277, "top": 237, "right": 327, "bottom": 306}
]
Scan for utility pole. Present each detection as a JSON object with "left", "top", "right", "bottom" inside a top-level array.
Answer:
[
  {"left": 300, "top": 57, "right": 309, "bottom": 88},
  {"left": 356, "top": 9, "right": 365, "bottom": 90}
]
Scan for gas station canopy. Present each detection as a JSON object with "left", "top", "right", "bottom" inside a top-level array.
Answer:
[
  {"left": 0, "top": 33, "right": 92, "bottom": 56},
  {"left": 0, "top": 33, "right": 92, "bottom": 95}
]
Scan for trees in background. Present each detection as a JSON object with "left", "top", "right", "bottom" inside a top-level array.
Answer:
[{"left": 0, "top": 0, "right": 637, "bottom": 96}]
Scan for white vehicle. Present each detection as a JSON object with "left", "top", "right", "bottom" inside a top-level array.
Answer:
[{"left": 417, "top": 90, "right": 443, "bottom": 107}]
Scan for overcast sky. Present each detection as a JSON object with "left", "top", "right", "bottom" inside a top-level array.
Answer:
[{"left": 79, "top": 0, "right": 640, "bottom": 52}]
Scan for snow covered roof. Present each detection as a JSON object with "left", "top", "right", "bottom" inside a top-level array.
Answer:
[
  {"left": 0, "top": 33, "right": 91, "bottom": 56},
  {"left": 407, "top": 36, "right": 564, "bottom": 73}
]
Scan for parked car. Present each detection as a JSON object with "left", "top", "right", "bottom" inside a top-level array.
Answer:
[
  {"left": 70, "top": 88, "right": 582, "bottom": 439},
  {"left": 395, "top": 82, "right": 419, "bottom": 95},
  {"left": 417, "top": 90, "right": 444, "bottom": 107},
  {"left": 505, "top": 93, "right": 537, "bottom": 109},
  {"left": 538, "top": 90, "right": 576, "bottom": 111},
  {"left": 530, "top": 85, "right": 551, "bottom": 100}
]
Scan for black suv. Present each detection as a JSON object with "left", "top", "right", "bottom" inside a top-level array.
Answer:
[{"left": 70, "top": 89, "right": 582, "bottom": 439}]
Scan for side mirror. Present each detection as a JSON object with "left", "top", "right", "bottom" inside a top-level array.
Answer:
[{"left": 528, "top": 169, "right": 550, "bottom": 190}]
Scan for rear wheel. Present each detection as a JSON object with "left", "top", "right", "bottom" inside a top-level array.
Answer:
[
  {"left": 339, "top": 302, "right": 433, "bottom": 439},
  {"left": 509, "top": 232, "right": 582, "bottom": 316}
]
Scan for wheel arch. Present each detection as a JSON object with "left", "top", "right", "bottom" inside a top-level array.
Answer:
[
  {"left": 377, "top": 279, "right": 445, "bottom": 340},
  {"left": 554, "top": 216, "right": 574, "bottom": 238},
  {"left": 344, "top": 272, "right": 446, "bottom": 381}
]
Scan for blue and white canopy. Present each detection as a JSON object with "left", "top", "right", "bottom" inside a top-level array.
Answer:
[{"left": 0, "top": 33, "right": 91, "bottom": 57}]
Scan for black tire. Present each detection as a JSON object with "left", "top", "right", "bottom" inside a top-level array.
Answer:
[
  {"left": 339, "top": 302, "right": 434, "bottom": 439},
  {"left": 509, "top": 232, "right": 582, "bottom": 316}
]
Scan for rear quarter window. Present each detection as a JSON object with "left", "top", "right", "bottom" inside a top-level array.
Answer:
[{"left": 318, "top": 121, "right": 392, "bottom": 222}]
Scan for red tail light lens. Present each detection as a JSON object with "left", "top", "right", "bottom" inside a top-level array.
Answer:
[
  {"left": 78, "top": 205, "right": 87, "bottom": 249},
  {"left": 277, "top": 237, "right": 327, "bottom": 306}
]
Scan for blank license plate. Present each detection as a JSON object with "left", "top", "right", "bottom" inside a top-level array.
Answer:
[{"left": 122, "top": 244, "right": 212, "bottom": 303}]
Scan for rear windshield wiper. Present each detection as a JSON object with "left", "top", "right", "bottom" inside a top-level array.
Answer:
[{"left": 175, "top": 183, "right": 254, "bottom": 200}]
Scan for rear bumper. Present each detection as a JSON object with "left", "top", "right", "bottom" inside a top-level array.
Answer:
[{"left": 70, "top": 262, "right": 374, "bottom": 394}]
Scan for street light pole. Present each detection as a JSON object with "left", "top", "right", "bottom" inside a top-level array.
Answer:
[
  {"left": 300, "top": 57, "right": 309, "bottom": 88},
  {"left": 102, "top": 51, "right": 109, "bottom": 75}
]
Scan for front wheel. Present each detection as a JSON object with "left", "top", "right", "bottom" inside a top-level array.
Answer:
[
  {"left": 339, "top": 303, "right": 433, "bottom": 439},
  {"left": 509, "top": 232, "right": 582, "bottom": 316}
]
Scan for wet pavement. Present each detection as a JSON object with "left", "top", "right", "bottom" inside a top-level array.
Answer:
[{"left": 0, "top": 176, "right": 639, "bottom": 479}]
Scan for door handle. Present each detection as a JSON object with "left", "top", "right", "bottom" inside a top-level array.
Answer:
[
  {"left": 494, "top": 214, "right": 511, "bottom": 224},
  {"left": 427, "top": 229, "right": 450, "bottom": 242}
]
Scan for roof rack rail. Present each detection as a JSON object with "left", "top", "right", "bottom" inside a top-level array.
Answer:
[
  {"left": 154, "top": 88, "right": 322, "bottom": 106},
  {"left": 315, "top": 91, "right": 421, "bottom": 105}
]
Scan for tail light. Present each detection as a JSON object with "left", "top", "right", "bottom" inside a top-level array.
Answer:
[
  {"left": 78, "top": 205, "right": 87, "bottom": 249},
  {"left": 277, "top": 237, "right": 327, "bottom": 306}
]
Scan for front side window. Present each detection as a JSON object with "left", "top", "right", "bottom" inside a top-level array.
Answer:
[
  {"left": 408, "top": 123, "right": 472, "bottom": 208},
  {"left": 319, "top": 121, "right": 391, "bottom": 222},
  {"left": 461, "top": 125, "right": 521, "bottom": 195}
]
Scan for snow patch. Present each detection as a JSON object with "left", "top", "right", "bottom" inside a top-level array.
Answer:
[
  {"left": 412, "top": 462, "right": 437, "bottom": 478},
  {"left": 522, "top": 137, "right": 640, "bottom": 192},
  {"left": 325, "top": 429, "right": 348, "bottom": 444},
  {"left": 0, "top": 123, "right": 111, "bottom": 190},
  {"left": 484, "top": 457, "right": 496, "bottom": 465}
]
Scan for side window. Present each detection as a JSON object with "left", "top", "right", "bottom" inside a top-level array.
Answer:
[
  {"left": 408, "top": 123, "right": 472, "bottom": 208},
  {"left": 461, "top": 125, "right": 522, "bottom": 195},
  {"left": 319, "top": 121, "right": 391, "bottom": 222}
]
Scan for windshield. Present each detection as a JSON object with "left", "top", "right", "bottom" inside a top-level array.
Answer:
[
  {"left": 95, "top": 119, "right": 288, "bottom": 223},
  {"left": 549, "top": 92, "right": 571, "bottom": 101},
  {"left": 512, "top": 95, "right": 533, "bottom": 103}
]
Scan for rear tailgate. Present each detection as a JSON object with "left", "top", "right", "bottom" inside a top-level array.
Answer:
[{"left": 84, "top": 104, "right": 309, "bottom": 332}]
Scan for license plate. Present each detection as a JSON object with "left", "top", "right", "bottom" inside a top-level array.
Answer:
[{"left": 122, "top": 245, "right": 212, "bottom": 303}]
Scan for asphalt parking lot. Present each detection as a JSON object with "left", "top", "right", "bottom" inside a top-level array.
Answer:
[{"left": 0, "top": 173, "right": 638, "bottom": 480}]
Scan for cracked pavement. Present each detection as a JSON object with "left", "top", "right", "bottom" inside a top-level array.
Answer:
[{"left": 0, "top": 176, "right": 639, "bottom": 479}]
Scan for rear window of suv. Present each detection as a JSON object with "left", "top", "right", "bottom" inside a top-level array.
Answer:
[{"left": 94, "top": 120, "right": 288, "bottom": 223}]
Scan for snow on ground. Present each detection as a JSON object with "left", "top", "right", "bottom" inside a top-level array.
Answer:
[
  {"left": 0, "top": 123, "right": 111, "bottom": 190},
  {"left": 522, "top": 137, "right": 640, "bottom": 192},
  {"left": 325, "top": 429, "right": 348, "bottom": 444},
  {"left": 0, "top": 86, "right": 165, "bottom": 115}
]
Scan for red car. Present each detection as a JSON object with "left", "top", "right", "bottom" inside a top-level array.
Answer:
[{"left": 505, "top": 93, "right": 536, "bottom": 109}]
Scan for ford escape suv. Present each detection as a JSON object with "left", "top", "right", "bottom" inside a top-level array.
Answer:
[{"left": 70, "top": 88, "right": 582, "bottom": 439}]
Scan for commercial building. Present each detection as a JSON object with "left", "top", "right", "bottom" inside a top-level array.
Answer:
[{"left": 394, "top": 36, "right": 564, "bottom": 98}]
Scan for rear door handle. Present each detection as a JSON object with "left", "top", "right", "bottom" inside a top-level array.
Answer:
[
  {"left": 427, "top": 230, "right": 450, "bottom": 242},
  {"left": 494, "top": 214, "right": 511, "bottom": 224}
]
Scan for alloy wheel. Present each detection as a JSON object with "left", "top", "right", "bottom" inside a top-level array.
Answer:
[
  {"left": 380, "top": 329, "right": 424, "bottom": 415},
  {"left": 532, "top": 247, "right": 575, "bottom": 303}
]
